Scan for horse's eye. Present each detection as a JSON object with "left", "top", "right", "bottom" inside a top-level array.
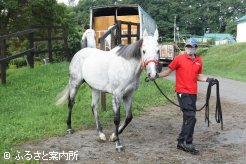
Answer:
[{"left": 143, "top": 50, "right": 146, "bottom": 54}]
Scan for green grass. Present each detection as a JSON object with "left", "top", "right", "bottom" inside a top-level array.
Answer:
[
  {"left": 0, "top": 62, "right": 174, "bottom": 163},
  {"left": 199, "top": 42, "right": 246, "bottom": 82}
]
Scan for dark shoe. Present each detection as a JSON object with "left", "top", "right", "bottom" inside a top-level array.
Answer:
[{"left": 177, "top": 142, "right": 200, "bottom": 155}]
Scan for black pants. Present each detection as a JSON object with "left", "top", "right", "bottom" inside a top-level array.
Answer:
[{"left": 177, "top": 93, "right": 197, "bottom": 144}]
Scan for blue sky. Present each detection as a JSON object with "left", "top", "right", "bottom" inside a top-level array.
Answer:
[{"left": 56, "top": 0, "right": 79, "bottom": 6}]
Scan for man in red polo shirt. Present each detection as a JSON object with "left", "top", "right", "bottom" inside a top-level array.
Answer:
[{"left": 157, "top": 38, "right": 215, "bottom": 155}]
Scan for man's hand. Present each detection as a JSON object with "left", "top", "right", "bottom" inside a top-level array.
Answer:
[{"left": 206, "top": 77, "right": 217, "bottom": 85}]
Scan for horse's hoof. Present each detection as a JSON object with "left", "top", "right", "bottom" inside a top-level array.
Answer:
[
  {"left": 98, "top": 133, "right": 107, "bottom": 142},
  {"left": 67, "top": 129, "right": 73, "bottom": 134},
  {"left": 109, "top": 133, "right": 117, "bottom": 142},
  {"left": 116, "top": 145, "right": 124, "bottom": 152}
]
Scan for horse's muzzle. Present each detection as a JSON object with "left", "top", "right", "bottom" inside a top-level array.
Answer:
[{"left": 145, "top": 73, "right": 158, "bottom": 82}]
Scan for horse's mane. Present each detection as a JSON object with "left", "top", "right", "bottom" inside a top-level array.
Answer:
[{"left": 116, "top": 39, "right": 143, "bottom": 59}]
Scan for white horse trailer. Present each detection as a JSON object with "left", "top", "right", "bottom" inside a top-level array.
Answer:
[{"left": 89, "top": 5, "right": 158, "bottom": 47}]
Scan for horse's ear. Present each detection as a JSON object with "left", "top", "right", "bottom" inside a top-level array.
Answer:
[
  {"left": 154, "top": 28, "right": 159, "bottom": 41},
  {"left": 143, "top": 29, "right": 148, "bottom": 38}
]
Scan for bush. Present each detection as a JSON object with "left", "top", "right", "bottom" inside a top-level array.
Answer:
[{"left": 9, "top": 57, "right": 27, "bottom": 68}]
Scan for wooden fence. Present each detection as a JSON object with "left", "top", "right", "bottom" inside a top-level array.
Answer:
[
  {"left": 31, "top": 25, "right": 69, "bottom": 62},
  {"left": 0, "top": 25, "right": 68, "bottom": 84},
  {"left": 116, "top": 20, "right": 140, "bottom": 45}
]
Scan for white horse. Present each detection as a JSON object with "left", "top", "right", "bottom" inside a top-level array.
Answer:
[
  {"left": 81, "top": 29, "right": 96, "bottom": 48},
  {"left": 56, "top": 29, "right": 159, "bottom": 152}
]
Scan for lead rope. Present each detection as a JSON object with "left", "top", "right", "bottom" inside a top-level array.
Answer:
[
  {"left": 151, "top": 79, "right": 223, "bottom": 130},
  {"left": 214, "top": 79, "right": 223, "bottom": 130}
]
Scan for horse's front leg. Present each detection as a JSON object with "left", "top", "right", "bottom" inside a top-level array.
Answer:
[
  {"left": 118, "top": 93, "right": 133, "bottom": 134},
  {"left": 110, "top": 95, "right": 124, "bottom": 152}
]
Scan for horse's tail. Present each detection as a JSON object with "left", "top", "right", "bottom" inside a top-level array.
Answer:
[{"left": 55, "top": 84, "right": 70, "bottom": 106}]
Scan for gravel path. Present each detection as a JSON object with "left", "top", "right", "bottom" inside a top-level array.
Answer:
[{"left": 18, "top": 71, "right": 246, "bottom": 164}]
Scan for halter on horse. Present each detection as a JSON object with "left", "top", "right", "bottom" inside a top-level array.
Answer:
[{"left": 56, "top": 29, "right": 159, "bottom": 152}]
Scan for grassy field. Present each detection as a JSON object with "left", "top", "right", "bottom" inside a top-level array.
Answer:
[
  {"left": 0, "top": 62, "right": 174, "bottom": 162},
  {"left": 200, "top": 42, "right": 246, "bottom": 82}
]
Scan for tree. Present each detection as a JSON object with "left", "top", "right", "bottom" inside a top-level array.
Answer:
[
  {"left": 1, "top": 0, "right": 245, "bottom": 61},
  {"left": 123, "top": 0, "right": 245, "bottom": 39},
  {"left": 0, "top": 0, "right": 68, "bottom": 35}
]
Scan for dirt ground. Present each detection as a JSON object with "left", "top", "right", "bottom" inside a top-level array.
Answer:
[{"left": 19, "top": 92, "right": 246, "bottom": 164}]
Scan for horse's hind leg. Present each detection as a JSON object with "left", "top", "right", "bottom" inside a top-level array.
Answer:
[
  {"left": 67, "top": 76, "right": 84, "bottom": 134},
  {"left": 91, "top": 89, "right": 106, "bottom": 141}
]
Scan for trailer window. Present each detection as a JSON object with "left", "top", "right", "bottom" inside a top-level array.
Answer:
[{"left": 93, "top": 7, "right": 138, "bottom": 17}]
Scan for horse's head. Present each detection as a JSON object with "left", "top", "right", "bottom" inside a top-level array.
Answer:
[
  {"left": 82, "top": 29, "right": 96, "bottom": 48},
  {"left": 141, "top": 29, "right": 159, "bottom": 81}
]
